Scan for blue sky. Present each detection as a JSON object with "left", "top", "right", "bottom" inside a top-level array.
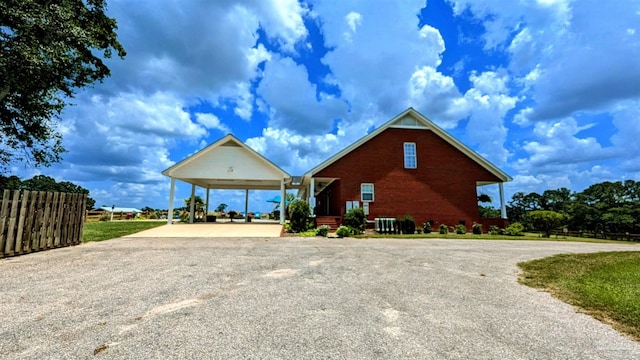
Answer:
[{"left": 8, "top": 0, "right": 640, "bottom": 213}]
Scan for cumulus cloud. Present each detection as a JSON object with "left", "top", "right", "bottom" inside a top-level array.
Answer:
[
  {"left": 195, "top": 113, "right": 231, "bottom": 134},
  {"left": 256, "top": 56, "right": 348, "bottom": 134},
  {"left": 513, "top": 117, "right": 616, "bottom": 174},
  {"left": 314, "top": 0, "right": 446, "bottom": 117},
  {"left": 451, "top": 0, "right": 640, "bottom": 121},
  {"left": 48, "top": 91, "right": 205, "bottom": 195},
  {"left": 463, "top": 70, "right": 519, "bottom": 165},
  {"left": 408, "top": 66, "right": 468, "bottom": 128}
]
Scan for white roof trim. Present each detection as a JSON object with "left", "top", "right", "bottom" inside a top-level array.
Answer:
[
  {"left": 305, "top": 107, "right": 512, "bottom": 182},
  {"left": 162, "top": 133, "right": 291, "bottom": 179}
]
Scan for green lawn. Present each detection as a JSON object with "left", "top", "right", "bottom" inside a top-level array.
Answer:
[
  {"left": 518, "top": 251, "right": 640, "bottom": 341},
  {"left": 82, "top": 221, "right": 165, "bottom": 242}
]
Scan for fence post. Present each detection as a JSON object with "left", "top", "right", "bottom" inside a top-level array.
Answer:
[{"left": 0, "top": 189, "right": 10, "bottom": 257}]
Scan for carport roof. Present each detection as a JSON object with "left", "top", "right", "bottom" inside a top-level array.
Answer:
[{"left": 162, "top": 134, "right": 291, "bottom": 190}]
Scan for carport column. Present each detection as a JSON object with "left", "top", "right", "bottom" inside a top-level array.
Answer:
[
  {"left": 167, "top": 177, "right": 176, "bottom": 225},
  {"left": 189, "top": 184, "right": 196, "bottom": 223},
  {"left": 309, "top": 177, "right": 315, "bottom": 216},
  {"left": 280, "top": 179, "right": 286, "bottom": 224},
  {"left": 499, "top": 182, "right": 507, "bottom": 219},
  {"left": 205, "top": 187, "right": 210, "bottom": 223},
  {"left": 244, "top": 189, "right": 249, "bottom": 223}
]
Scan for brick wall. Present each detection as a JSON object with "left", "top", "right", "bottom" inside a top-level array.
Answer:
[{"left": 315, "top": 127, "right": 503, "bottom": 227}]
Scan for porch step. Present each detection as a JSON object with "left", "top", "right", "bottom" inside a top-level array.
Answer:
[{"left": 315, "top": 216, "right": 342, "bottom": 232}]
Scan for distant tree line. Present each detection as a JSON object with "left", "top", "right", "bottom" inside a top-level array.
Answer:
[
  {"left": 0, "top": 175, "right": 95, "bottom": 210},
  {"left": 507, "top": 180, "right": 640, "bottom": 234}
]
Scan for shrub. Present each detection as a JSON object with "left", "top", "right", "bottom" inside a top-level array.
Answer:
[
  {"left": 283, "top": 223, "right": 292, "bottom": 233},
  {"left": 416, "top": 227, "right": 423, "bottom": 234},
  {"left": 504, "top": 222, "right": 525, "bottom": 236},
  {"left": 529, "top": 210, "right": 568, "bottom": 237},
  {"left": 439, "top": 224, "right": 448, "bottom": 234},
  {"left": 315, "top": 225, "right": 330, "bottom": 237},
  {"left": 288, "top": 200, "right": 311, "bottom": 233},
  {"left": 148, "top": 212, "right": 158, "bottom": 220},
  {"left": 343, "top": 207, "right": 366, "bottom": 234},
  {"left": 455, "top": 224, "right": 467, "bottom": 234},
  {"left": 336, "top": 226, "right": 352, "bottom": 238},
  {"left": 423, "top": 221, "right": 433, "bottom": 233},
  {"left": 488, "top": 225, "right": 500, "bottom": 235},
  {"left": 400, "top": 215, "right": 416, "bottom": 234},
  {"left": 472, "top": 223, "right": 483, "bottom": 234},
  {"left": 99, "top": 213, "right": 110, "bottom": 222}
]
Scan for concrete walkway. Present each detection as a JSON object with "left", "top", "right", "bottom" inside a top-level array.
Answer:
[{"left": 125, "top": 222, "right": 283, "bottom": 238}]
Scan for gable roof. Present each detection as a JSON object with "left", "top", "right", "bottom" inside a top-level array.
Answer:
[
  {"left": 305, "top": 107, "right": 512, "bottom": 183},
  {"left": 162, "top": 134, "right": 291, "bottom": 190}
]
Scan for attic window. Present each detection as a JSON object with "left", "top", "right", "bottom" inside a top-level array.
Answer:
[{"left": 404, "top": 142, "right": 417, "bottom": 169}]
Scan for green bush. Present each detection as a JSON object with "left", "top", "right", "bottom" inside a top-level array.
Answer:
[
  {"left": 315, "top": 225, "right": 330, "bottom": 237},
  {"left": 455, "top": 224, "right": 467, "bottom": 234},
  {"left": 288, "top": 200, "right": 311, "bottom": 233},
  {"left": 148, "top": 211, "right": 158, "bottom": 220},
  {"left": 439, "top": 224, "right": 448, "bottom": 234},
  {"left": 416, "top": 227, "right": 423, "bottom": 234},
  {"left": 336, "top": 226, "right": 351, "bottom": 238},
  {"left": 423, "top": 221, "right": 432, "bottom": 233},
  {"left": 400, "top": 215, "right": 416, "bottom": 234},
  {"left": 504, "top": 222, "right": 525, "bottom": 236},
  {"left": 529, "top": 210, "right": 568, "bottom": 237},
  {"left": 343, "top": 207, "right": 366, "bottom": 234},
  {"left": 472, "top": 223, "right": 482, "bottom": 234},
  {"left": 488, "top": 225, "right": 500, "bottom": 235}
]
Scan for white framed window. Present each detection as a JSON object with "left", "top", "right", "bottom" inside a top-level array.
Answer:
[
  {"left": 361, "top": 183, "right": 374, "bottom": 202},
  {"left": 404, "top": 142, "right": 417, "bottom": 169}
]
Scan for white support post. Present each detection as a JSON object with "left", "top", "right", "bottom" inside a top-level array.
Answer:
[
  {"left": 189, "top": 184, "right": 196, "bottom": 223},
  {"left": 499, "top": 182, "right": 507, "bottom": 219},
  {"left": 244, "top": 189, "right": 249, "bottom": 223},
  {"left": 280, "top": 179, "right": 286, "bottom": 224},
  {"left": 309, "top": 177, "right": 315, "bottom": 216},
  {"left": 167, "top": 178, "right": 176, "bottom": 225},
  {"left": 205, "top": 187, "right": 210, "bottom": 223}
]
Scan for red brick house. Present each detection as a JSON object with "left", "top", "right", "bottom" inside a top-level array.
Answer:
[{"left": 299, "top": 108, "right": 511, "bottom": 230}]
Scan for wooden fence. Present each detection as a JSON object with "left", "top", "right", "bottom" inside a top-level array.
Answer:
[
  {"left": 549, "top": 229, "right": 640, "bottom": 242},
  {"left": 0, "top": 190, "right": 87, "bottom": 258}
]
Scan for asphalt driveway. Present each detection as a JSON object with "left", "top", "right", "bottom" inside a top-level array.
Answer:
[{"left": 1, "top": 237, "right": 638, "bottom": 359}]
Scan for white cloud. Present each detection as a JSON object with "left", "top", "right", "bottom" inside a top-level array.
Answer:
[
  {"left": 514, "top": 117, "right": 615, "bottom": 173},
  {"left": 257, "top": 0, "right": 309, "bottom": 51},
  {"left": 463, "top": 71, "right": 519, "bottom": 165},
  {"left": 451, "top": 0, "right": 640, "bottom": 121},
  {"left": 314, "top": 0, "right": 445, "bottom": 117},
  {"left": 408, "top": 66, "right": 468, "bottom": 128},
  {"left": 344, "top": 11, "right": 362, "bottom": 42},
  {"left": 256, "top": 56, "right": 348, "bottom": 134},
  {"left": 609, "top": 100, "right": 640, "bottom": 172},
  {"left": 195, "top": 113, "right": 230, "bottom": 134}
]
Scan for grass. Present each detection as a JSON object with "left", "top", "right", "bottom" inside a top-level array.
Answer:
[
  {"left": 82, "top": 221, "right": 165, "bottom": 242},
  {"left": 518, "top": 251, "right": 640, "bottom": 341}
]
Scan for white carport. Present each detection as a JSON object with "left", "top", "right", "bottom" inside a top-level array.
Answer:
[{"left": 162, "top": 134, "right": 291, "bottom": 224}]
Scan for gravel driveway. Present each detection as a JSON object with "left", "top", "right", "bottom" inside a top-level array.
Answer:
[{"left": 1, "top": 237, "right": 638, "bottom": 359}]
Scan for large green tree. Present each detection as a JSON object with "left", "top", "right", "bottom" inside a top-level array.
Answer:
[
  {"left": 0, "top": 0, "right": 126, "bottom": 168},
  {"left": 0, "top": 174, "right": 95, "bottom": 209}
]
